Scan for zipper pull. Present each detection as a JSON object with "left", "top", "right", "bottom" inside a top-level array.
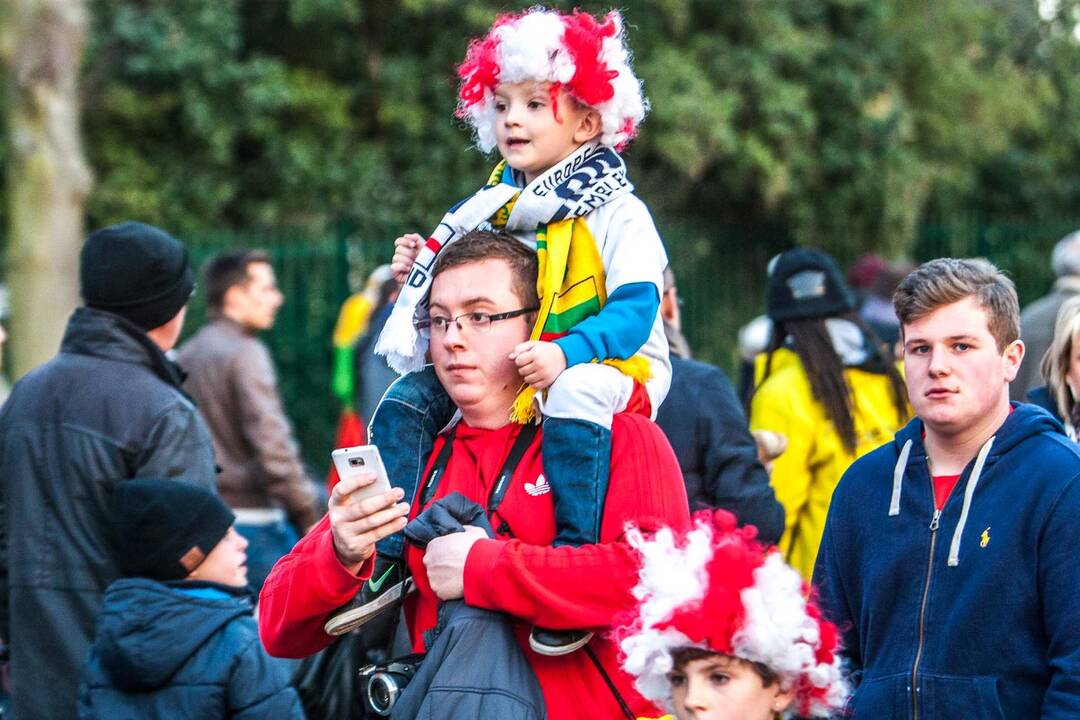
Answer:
[{"left": 929, "top": 509, "right": 941, "bottom": 532}]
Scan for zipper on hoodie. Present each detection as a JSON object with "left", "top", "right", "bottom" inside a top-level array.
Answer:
[{"left": 911, "top": 505, "right": 941, "bottom": 720}]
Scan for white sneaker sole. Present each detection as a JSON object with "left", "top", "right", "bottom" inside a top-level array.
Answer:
[
  {"left": 528, "top": 630, "right": 594, "bottom": 657},
  {"left": 323, "top": 579, "right": 413, "bottom": 636}
]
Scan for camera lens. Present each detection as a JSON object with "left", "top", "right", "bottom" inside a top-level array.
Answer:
[{"left": 367, "top": 674, "right": 399, "bottom": 717}]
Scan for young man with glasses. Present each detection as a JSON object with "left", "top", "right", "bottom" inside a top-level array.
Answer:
[
  {"left": 259, "top": 230, "right": 690, "bottom": 719},
  {"left": 331, "top": 216, "right": 668, "bottom": 656}
]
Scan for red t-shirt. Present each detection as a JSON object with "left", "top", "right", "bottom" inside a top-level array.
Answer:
[
  {"left": 928, "top": 406, "right": 1014, "bottom": 511},
  {"left": 932, "top": 474, "right": 961, "bottom": 511}
]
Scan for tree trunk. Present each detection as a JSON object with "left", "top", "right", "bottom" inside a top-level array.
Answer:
[{"left": 0, "top": 0, "right": 92, "bottom": 379}]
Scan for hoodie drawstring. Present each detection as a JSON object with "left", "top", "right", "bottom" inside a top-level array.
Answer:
[
  {"left": 947, "top": 436, "right": 995, "bottom": 567},
  {"left": 889, "top": 439, "right": 913, "bottom": 517},
  {"left": 887, "top": 434, "right": 996, "bottom": 567}
]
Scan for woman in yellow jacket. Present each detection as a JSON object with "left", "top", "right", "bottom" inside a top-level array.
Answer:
[{"left": 750, "top": 248, "right": 909, "bottom": 580}]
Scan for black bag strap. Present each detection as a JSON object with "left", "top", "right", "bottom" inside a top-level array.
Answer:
[
  {"left": 418, "top": 422, "right": 540, "bottom": 517},
  {"left": 584, "top": 644, "right": 635, "bottom": 720},
  {"left": 419, "top": 425, "right": 458, "bottom": 507},
  {"left": 391, "top": 422, "right": 539, "bottom": 660},
  {"left": 487, "top": 422, "right": 539, "bottom": 515}
]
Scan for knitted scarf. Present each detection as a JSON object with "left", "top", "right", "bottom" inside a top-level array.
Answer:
[{"left": 376, "top": 142, "right": 651, "bottom": 421}]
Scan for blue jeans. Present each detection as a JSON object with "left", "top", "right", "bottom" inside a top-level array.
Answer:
[
  {"left": 542, "top": 417, "right": 611, "bottom": 547},
  {"left": 370, "top": 366, "right": 457, "bottom": 559},
  {"left": 235, "top": 519, "right": 299, "bottom": 595},
  {"left": 370, "top": 366, "right": 612, "bottom": 554}
]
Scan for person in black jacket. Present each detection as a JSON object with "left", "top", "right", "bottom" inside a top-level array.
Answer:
[
  {"left": 654, "top": 267, "right": 785, "bottom": 544},
  {"left": 80, "top": 479, "right": 303, "bottom": 719},
  {"left": 0, "top": 222, "right": 217, "bottom": 720}
]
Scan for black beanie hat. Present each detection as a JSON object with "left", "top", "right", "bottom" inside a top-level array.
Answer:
[
  {"left": 80, "top": 221, "right": 195, "bottom": 331},
  {"left": 110, "top": 479, "right": 235, "bottom": 581},
  {"left": 766, "top": 248, "right": 856, "bottom": 323}
]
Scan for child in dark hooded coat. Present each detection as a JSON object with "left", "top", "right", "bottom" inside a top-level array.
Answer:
[{"left": 79, "top": 479, "right": 304, "bottom": 719}]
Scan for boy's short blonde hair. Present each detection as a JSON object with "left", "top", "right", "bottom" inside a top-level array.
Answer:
[{"left": 893, "top": 258, "right": 1020, "bottom": 352}]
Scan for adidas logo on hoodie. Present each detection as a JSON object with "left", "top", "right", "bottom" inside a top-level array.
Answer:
[{"left": 524, "top": 475, "right": 551, "bottom": 497}]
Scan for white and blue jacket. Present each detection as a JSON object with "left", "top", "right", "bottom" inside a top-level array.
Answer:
[{"left": 814, "top": 403, "right": 1080, "bottom": 719}]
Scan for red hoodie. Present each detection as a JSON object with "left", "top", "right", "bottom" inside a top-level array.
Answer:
[{"left": 259, "top": 412, "right": 690, "bottom": 720}]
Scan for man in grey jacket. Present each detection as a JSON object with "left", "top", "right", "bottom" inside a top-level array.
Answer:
[
  {"left": 177, "top": 250, "right": 320, "bottom": 594},
  {"left": 1013, "top": 228, "right": 1080, "bottom": 400},
  {"left": 0, "top": 222, "right": 217, "bottom": 720}
]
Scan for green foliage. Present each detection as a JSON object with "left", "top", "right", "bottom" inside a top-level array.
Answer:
[{"left": 66, "top": 0, "right": 1080, "bottom": 259}]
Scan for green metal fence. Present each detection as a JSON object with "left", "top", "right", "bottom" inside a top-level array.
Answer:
[{"left": 4, "top": 216, "right": 1079, "bottom": 469}]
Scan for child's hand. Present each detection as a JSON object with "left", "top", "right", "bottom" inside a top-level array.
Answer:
[
  {"left": 510, "top": 340, "right": 567, "bottom": 390},
  {"left": 391, "top": 233, "right": 424, "bottom": 283}
]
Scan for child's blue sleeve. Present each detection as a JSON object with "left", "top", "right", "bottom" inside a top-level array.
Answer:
[{"left": 553, "top": 281, "right": 659, "bottom": 367}]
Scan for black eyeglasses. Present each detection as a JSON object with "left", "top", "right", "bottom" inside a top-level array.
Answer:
[{"left": 414, "top": 307, "right": 538, "bottom": 339}]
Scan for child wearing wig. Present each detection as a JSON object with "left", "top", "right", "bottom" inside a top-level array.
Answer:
[
  {"left": 330, "top": 8, "right": 671, "bottom": 655},
  {"left": 619, "top": 510, "right": 849, "bottom": 720}
]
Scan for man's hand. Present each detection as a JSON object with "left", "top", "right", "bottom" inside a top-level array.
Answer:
[
  {"left": 510, "top": 340, "right": 567, "bottom": 390},
  {"left": 391, "top": 233, "right": 424, "bottom": 284},
  {"left": 423, "top": 525, "right": 488, "bottom": 601},
  {"left": 328, "top": 472, "right": 409, "bottom": 574}
]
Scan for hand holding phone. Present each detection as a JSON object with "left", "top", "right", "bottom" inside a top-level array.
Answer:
[
  {"left": 328, "top": 445, "right": 406, "bottom": 570},
  {"left": 331, "top": 445, "right": 393, "bottom": 503}
]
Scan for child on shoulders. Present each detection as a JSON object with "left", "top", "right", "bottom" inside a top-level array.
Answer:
[{"left": 332, "top": 7, "right": 671, "bottom": 657}]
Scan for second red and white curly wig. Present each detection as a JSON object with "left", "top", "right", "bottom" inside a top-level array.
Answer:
[
  {"left": 456, "top": 8, "right": 648, "bottom": 153},
  {"left": 618, "top": 510, "right": 849, "bottom": 718}
]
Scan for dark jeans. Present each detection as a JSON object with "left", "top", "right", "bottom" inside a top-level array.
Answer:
[
  {"left": 369, "top": 366, "right": 611, "bottom": 555},
  {"left": 369, "top": 367, "right": 456, "bottom": 559},
  {"left": 235, "top": 519, "right": 299, "bottom": 595}
]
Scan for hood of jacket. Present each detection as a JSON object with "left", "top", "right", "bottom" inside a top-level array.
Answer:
[
  {"left": 61, "top": 307, "right": 187, "bottom": 391},
  {"left": 893, "top": 400, "right": 1064, "bottom": 464},
  {"left": 94, "top": 578, "right": 251, "bottom": 692},
  {"left": 887, "top": 403, "right": 1064, "bottom": 566}
]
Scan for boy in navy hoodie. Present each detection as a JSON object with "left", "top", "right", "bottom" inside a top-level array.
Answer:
[
  {"left": 79, "top": 479, "right": 303, "bottom": 719},
  {"left": 814, "top": 258, "right": 1080, "bottom": 719}
]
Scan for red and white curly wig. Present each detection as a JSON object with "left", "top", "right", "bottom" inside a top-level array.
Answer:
[
  {"left": 618, "top": 510, "right": 849, "bottom": 718},
  {"left": 456, "top": 8, "right": 648, "bottom": 153}
]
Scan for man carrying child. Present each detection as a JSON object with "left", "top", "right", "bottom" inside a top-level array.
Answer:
[
  {"left": 259, "top": 230, "right": 691, "bottom": 720},
  {"left": 333, "top": 7, "right": 671, "bottom": 655}
]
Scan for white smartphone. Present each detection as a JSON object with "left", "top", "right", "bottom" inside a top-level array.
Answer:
[{"left": 330, "top": 445, "right": 393, "bottom": 503}]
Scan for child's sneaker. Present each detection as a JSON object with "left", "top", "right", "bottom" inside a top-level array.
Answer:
[
  {"left": 324, "top": 557, "right": 412, "bottom": 636},
  {"left": 528, "top": 627, "right": 594, "bottom": 656}
]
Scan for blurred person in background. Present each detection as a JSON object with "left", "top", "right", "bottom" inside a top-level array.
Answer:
[
  {"left": 655, "top": 267, "right": 785, "bottom": 544},
  {"left": 354, "top": 273, "right": 401, "bottom": 429},
  {"left": 750, "top": 248, "right": 910, "bottom": 580},
  {"left": 1028, "top": 294, "right": 1080, "bottom": 439},
  {"left": 850, "top": 254, "right": 914, "bottom": 355},
  {"left": 1013, "top": 229, "right": 1080, "bottom": 401},
  {"left": 0, "top": 284, "right": 8, "bottom": 406},
  {"left": 327, "top": 265, "right": 395, "bottom": 485},
  {"left": 177, "top": 250, "right": 321, "bottom": 595},
  {"left": 0, "top": 222, "right": 217, "bottom": 719},
  {"left": 330, "top": 264, "right": 395, "bottom": 414},
  {"left": 736, "top": 313, "right": 773, "bottom": 408}
]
